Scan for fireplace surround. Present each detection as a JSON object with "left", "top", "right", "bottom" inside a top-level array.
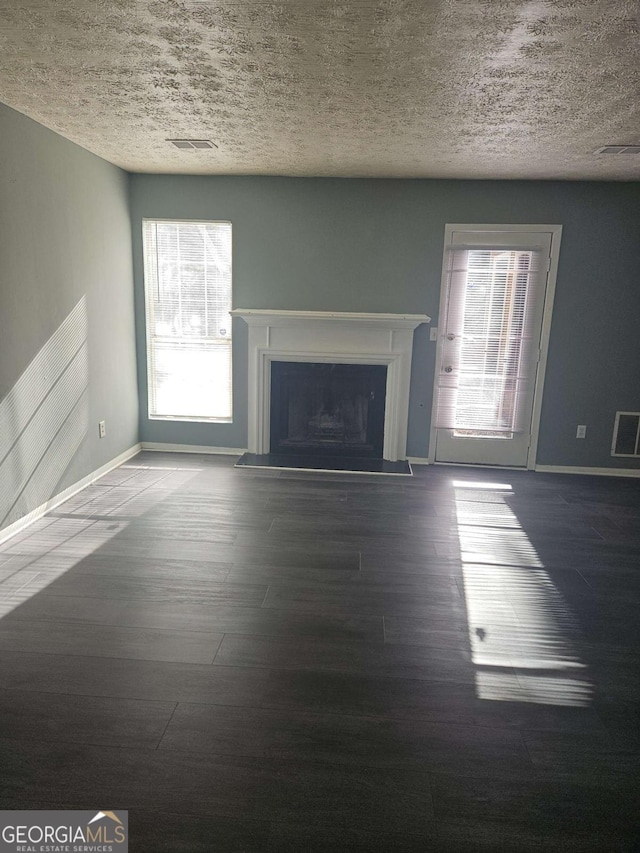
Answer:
[{"left": 231, "top": 310, "right": 430, "bottom": 462}]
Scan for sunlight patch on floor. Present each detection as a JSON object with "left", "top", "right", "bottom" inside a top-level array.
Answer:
[
  {"left": 454, "top": 479, "right": 591, "bottom": 707},
  {"left": 0, "top": 465, "right": 200, "bottom": 619}
]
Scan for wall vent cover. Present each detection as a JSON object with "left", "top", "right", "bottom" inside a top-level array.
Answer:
[
  {"left": 611, "top": 412, "right": 640, "bottom": 457},
  {"left": 595, "top": 145, "right": 640, "bottom": 155},
  {"left": 166, "top": 139, "right": 217, "bottom": 149}
]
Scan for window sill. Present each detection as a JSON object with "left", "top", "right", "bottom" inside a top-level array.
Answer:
[{"left": 148, "top": 415, "right": 233, "bottom": 424}]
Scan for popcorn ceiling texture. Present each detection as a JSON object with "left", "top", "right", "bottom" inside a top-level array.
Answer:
[{"left": 0, "top": 0, "right": 638, "bottom": 178}]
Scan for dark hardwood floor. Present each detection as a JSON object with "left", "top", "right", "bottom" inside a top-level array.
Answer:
[{"left": 0, "top": 452, "right": 639, "bottom": 851}]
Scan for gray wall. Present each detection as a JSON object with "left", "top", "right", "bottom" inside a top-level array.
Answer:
[
  {"left": 130, "top": 175, "right": 640, "bottom": 469},
  {"left": 0, "top": 103, "right": 139, "bottom": 533}
]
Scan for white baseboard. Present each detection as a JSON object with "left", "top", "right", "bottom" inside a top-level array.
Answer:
[
  {"left": 535, "top": 464, "right": 640, "bottom": 478},
  {"left": 0, "top": 443, "right": 142, "bottom": 547},
  {"left": 415, "top": 459, "right": 640, "bottom": 478},
  {"left": 140, "top": 442, "right": 246, "bottom": 456},
  {"left": 431, "top": 461, "right": 530, "bottom": 471},
  {"left": 407, "top": 456, "right": 431, "bottom": 466}
]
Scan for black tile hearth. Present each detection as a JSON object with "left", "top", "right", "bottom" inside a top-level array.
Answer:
[
  {"left": 235, "top": 452, "right": 412, "bottom": 475},
  {"left": 1, "top": 452, "right": 639, "bottom": 851}
]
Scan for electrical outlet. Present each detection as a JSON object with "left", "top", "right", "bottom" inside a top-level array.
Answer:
[
  {"left": 576, "top": 424, "right": 587, "bottom": 439},
  {"left": 98, "top": 420, "right": 106, "bottom": 439},
  {"left": 429, "top": 327, "right": 438, "bottom": 341}
]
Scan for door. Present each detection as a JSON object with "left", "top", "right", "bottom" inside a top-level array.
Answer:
[{"left": 432, "top": 226, "right": 560, "bottom": 467}]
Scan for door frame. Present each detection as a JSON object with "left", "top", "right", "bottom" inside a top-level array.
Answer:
[{"left": 428, "top": 223, "right": 563, "bottom": 469}]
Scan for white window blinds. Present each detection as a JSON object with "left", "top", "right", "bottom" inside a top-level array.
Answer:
[
  {"left": 143, "top": 220, "right": 232, "bottom": 421},
  {"left": 435, "top": 245, "right": 543, "bottom": 435}
]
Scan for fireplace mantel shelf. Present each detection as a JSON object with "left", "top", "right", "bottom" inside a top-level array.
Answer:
[{"left": 231, "top": 309, "right": 430, "bottom": 329}]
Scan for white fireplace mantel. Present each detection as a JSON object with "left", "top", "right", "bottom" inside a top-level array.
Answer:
[{"left": 231, "top": 309, "right": 430, "bottom": 462}]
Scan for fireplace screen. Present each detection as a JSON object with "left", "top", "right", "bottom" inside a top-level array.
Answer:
[{"left": 270, "top": 362, "right": 387, "bottom": 458}]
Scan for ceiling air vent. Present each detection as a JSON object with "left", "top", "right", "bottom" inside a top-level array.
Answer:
[
  {"left": 611, "top": 412, "right": 640, "bottom": 457},
  {"left": 594, "top": 145, "right": 640, "bottom": 155},
  {"left": 167, "top": 139, "right": 217, "bottom": 150}
]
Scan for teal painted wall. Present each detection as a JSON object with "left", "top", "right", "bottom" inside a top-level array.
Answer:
[
  {"left": 130, "top": 175, "right": 640, "bottom": 469},
  {"left": 0, "top": 103, "right": 139, "bottom": 532}
]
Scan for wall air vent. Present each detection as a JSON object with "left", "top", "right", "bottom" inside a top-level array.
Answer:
[
  {"left": 594, "top": 145, "right": 640, "bottom": 155},
  {"left": 166, "top": 139, "right": 218, "bottom": 149},
  {"left": 611, "top": 412, "right": 640, "bottom": 457}
]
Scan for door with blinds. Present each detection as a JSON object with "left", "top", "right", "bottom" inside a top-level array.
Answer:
[{"left": 432, "top": 226, "right": 560, "bottom": 467}]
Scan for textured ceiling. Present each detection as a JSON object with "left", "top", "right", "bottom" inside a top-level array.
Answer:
[{"left": 0, "top": 0, "right": 638, "bottom": 179}]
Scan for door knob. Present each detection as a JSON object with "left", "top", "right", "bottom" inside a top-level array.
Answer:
[{"left": 444, "top": 366, "right": 453, "bottom": 373}]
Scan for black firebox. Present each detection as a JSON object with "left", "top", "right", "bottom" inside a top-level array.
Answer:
[{"left": 270, "top": 361, "right": 387, "bottom": 458}]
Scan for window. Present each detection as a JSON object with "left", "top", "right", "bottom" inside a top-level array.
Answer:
[
  {"left": 448, "top": 246, "right": 537, "bottom": 438},
  {"left": 142, "top": 219, "right": 232, "bottom": 421}
]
